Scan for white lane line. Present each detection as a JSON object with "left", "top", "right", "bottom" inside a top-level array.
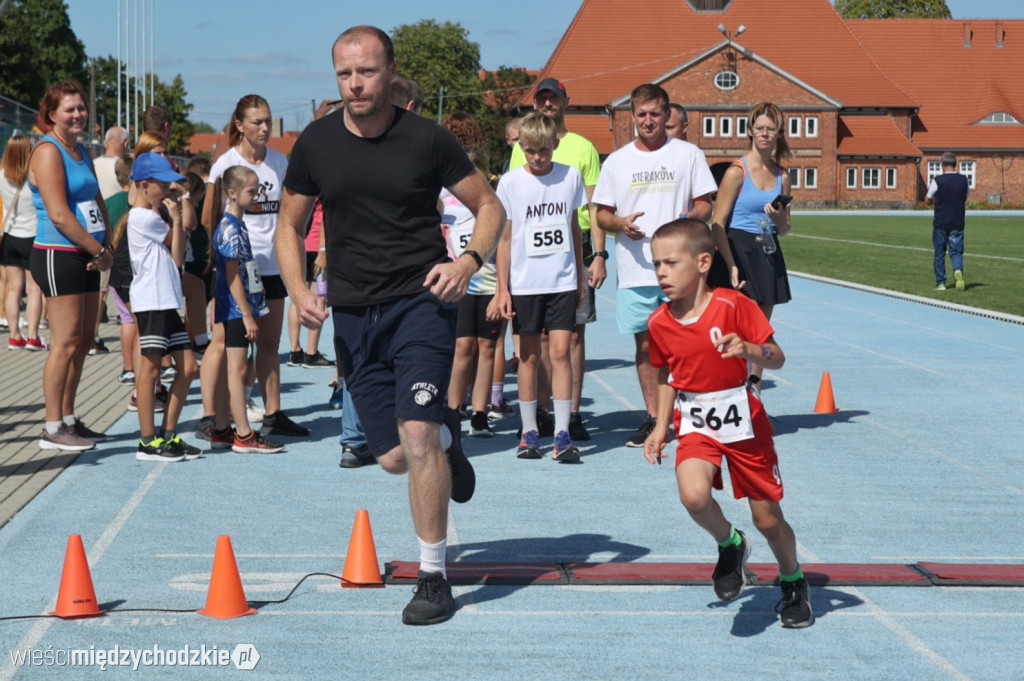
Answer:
[
  {"left": 246, "top": 608, "right": 1022, "bottom": 618},
  {"left": 789, "top": 233, "right": 1024, "bottom": 264},
  {"left": 0, "top": 463, "right": 168, "bottom": 681}
]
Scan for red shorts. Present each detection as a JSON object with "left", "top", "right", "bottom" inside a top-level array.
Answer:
[{"left": 672, "top": 401, "right": 783, "bottom": 502}]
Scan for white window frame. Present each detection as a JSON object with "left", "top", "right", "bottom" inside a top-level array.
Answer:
[
  {"left": 846, "top": 167, "right": 857, "bottom": 188},
  {"left": 719, "top": 116, "right": 732, "bottom": 137},
  {"left": 714, "top": 71, "right": 739, "bottom": 91},
  {"left": 788, "top": 116, "right": 801, "bottom": 138},
  {"left": 926, "top": 161, "right": 942, "bottom": 184},
  {"left": 863, "top": 167, "right": 881, "bottom": 189},
  {"left": 703, "top": 116, "right": 716, "bottom": 137},
  {"left": 805, "top": 116, "right": 818, "bottom": 138},
  {"left": 736, "top": 117, "right": 748, "bottom": 137},
  {"left": 885, "top": 167, "right": 897, "bottom": 189},
  {"left": 959, "top": 161, "right": 976, "bottom": 189},
  {"left": 788, "top": 167, "right": 801, "bottom": 189},
  {"left": 804, "top": 167, "right": 818, "bottom": 189}
]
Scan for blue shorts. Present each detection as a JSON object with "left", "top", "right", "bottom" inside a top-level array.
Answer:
[
  {"left": 332, "top": 291, "right": 457, "bottom": 457},
  {"left": 617, "top": 285, "right": 667, "bottom": 334}
]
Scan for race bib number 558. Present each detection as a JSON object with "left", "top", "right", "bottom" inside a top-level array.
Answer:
[{"left": 674, "top": 385, "right": 754, "bottom": 444}]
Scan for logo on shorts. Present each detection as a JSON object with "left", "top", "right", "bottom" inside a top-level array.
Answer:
[{"left": 411, "top": 382, "right": 439, "bottom": 406}]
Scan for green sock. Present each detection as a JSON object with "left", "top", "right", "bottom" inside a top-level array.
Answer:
[
  {"left": 717, "top": 526, "right": 742, "bottom": 548},
  {"left": 780, "top": 567, "right": 804, "bottom": 583}
]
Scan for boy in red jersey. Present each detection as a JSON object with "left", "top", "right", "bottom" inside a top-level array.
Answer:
[{"left": 643, "top": 218, "right": 813, "bottom": 628}]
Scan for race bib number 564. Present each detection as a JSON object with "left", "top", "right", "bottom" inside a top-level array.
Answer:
[{"left": 674, "top": 385, "right": 754, "bottom": 444}]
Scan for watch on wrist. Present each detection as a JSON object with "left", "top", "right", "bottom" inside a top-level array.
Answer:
[
  {"left": 460, "top": 249, "right": 484, "bottom": 269},
  {"left": 93, "top": 245, "right": 107, "bottom": 259},
  {"left": 593, "top": 250, "right": 609, "bottom": 260}
]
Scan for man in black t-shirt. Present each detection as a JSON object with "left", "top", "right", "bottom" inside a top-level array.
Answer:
[{"left": 275, "top": 25, "right": 505, "bottom": 626}]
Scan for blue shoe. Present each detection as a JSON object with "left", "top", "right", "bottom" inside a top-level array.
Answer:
[
  {"left": 328, "top": 384, "right": 344, "bottom": 410},
  {"left": 552, "top": 430, "right": 580, "bottom": 463},
  {"left": 516, "top": 430, "right": 542, "bottom": 459}
]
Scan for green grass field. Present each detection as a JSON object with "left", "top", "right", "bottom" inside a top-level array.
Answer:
[{"left": 783, "top": 214, "right": 1024, "bottom": 317}]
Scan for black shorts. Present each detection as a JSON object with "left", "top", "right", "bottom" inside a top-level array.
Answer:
[
  {"left": 261, "top": 273, "right": 288, "bottom": 301},
  {"left": 456, "top": 293, "right": 501, "bottom": 341},
  {"left": 183, "top": 260, "right": 214, "bottom": 302},
  {"left": 575, "top": 282, "right": 597, "bottom": 325},
  {"left": 511, "top": 290, "right": 577, "bottom": 336},
  {"left": 135, "top": 309, "right": 191, "bottom": 356},
  {"left": 304, "top": 252, "right": 318, "bottom": 284},
  {"left": 222, "top": 317, "right": 250, "bottom": 348},
  {"left": 1, "top": 235, "right": 33, "bottom": 269},
  {"left": 333, "top": 291, "right": 457, "bottom": 457},
  {"left": 726, "top": 228, "right": 792, "bottom": 307},
  {"left": 29, "top": 248, "right": 101, "bottom": 298}
]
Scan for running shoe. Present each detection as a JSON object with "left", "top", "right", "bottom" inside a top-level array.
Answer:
[
  {"left": 443, "top": 406, "right": 475, "bottom": 503},
  {"left": 136, "top": 436, "right": 185, "bottom": 462},
  {"left": 232, "top": 429, "right": 285, "bottom": 454},
  {"left": 210, "top": 426, "right": 235, "bottom": 450},
  {"left": 712, "top": 530, "right": 750, "bottom": 601},
  {"left": 164, "top": 433, "right": 202, "bottom": 460},
  {"left": 262, "top": 410, "right": 309, "bottom": 436},
  {"left": 486, "top": 399, "right": 515, "bottom": 422},
  {"left": 568, "top": 411, "right": 591, "bottom": 441},
  {"left": 776, "top": 578, "right": 815, "bottom": 628},
  {"left": 7, "top": 336, "right": 25, "bottom": 350},
  {"left": 127, "top": 389, "right": 166, "bottom": 413},
  {"left": 537, "top": 408, "right": 554, "bottom": 437},
  {"left": 954, "top": 269, "right": 965, "bottom": 291},
  {"left": 88, "top": 338, "right": 110, "bottom": 355},
  {"left": 159, "top": 366, "right": 177, "bottom": 382},
  {"left": 625, "top": 415, "right": 657, "bottom": 448},
  {"left": 24, "top": 337, "right": 47, "bottom": 351},
  {"left": 338, "top": 443, "right": 375, "bottom": 468},
  {"left": 39, "top": 424, "right": 94, "bottom": 452},
  {"left": 516, "top": 430, "right": 543, "bottom": 460},
  {"left": 469, "top": 412, "right": 494, "bottom": 438},
  {"left": 551, "top": 430, "right": 580, "bottom": 463},
  {"left": 71, "top": 419, "right": 107, "bottom": 442},
  {"left": 934, "top": 283, "right": 946, "bottom": 291},
  {"left": 286, "top": 350, "right": 304, "bottom": 367},
  {"left": 328, "top": 384, "right": 345, "bottom": 410},
  {"left": 303, "top": 351, "right": 334, "bottom": 368},
  {"left": 246, "top": 397, "right": 265, "bottom": 423},
  {"left": 401, "top": 570, "right": 456, "bottom": 626},
  {"left": 117, "top": 369, "right": 135, "bottom": 384},
  {"left": 195, "top": 415, "right": 215, "bottom": 441}
]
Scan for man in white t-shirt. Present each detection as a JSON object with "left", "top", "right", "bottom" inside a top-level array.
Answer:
[
  {"left": 94, "top": 126, "right": 129, "bottom": 200},
  {"left": 594, "top": 83, "right": 717, "bottom": 447}
]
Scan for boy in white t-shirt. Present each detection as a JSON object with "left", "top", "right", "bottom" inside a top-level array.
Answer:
[
  {"left": 495, "top": 112, "right": 585, "bottom": 463},
  {"left": 127, "top": 153, "right": 200, "bottom": 462}
]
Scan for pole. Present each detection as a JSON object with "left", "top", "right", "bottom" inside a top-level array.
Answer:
[
  {"left": 436, "top": 86, "right": 444, "bottom": 123},
  {"left": 116, "top": 0, "right": 121, "bottom": 128}
]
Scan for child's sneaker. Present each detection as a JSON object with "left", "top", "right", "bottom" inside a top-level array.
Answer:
[
  {"left": 159, "top": 365, "right": 177, "bottom": 382},
  {"left": 195, "top": 415, "right": 215, "bottom": 441},
  {"left": 210, "top": 426, "right": 235, "bottom": 450},
  {"left": 537, "top": 408, "right": 554, "bottom": 437},
  {"left": 776, "top": 578, "right": 815, "bottom": 628},
  {"left": 7, "top": 336, "right": 26, "bottom": 350},
  {"left": 551, "top": 430, "right": 580, "bottom": 463},
  {"left": 136, "top": 437, "right": 185, "bottom": 462},
  {"left": 303, "top": 351, "right": 334, "bottom": 368},
  {"left": 286, "top": 350, "right": 304, "bottom": 367},
  {"left": 487, "top": 399, "right": 514, "bottom": 422},
  {"left": 24, "top": 337, "right": 47, "bottom": 351},
  {"left": 568, "top": 411, "right": 591, "bottom": 441},
  {"left": 246, "top": 397, "right": 265, "bottom": 423},
  {"left": 516, "top": 430, "right": 542, "bottom": 459},
  {"left": 117, "top": 369, "right": 135, "bottom": 384},
  {"left": 164, "top": 433, "right": 202, "bottom": 460},
  {"left": 469, "top": 412, "right": 494, "bottom": 438},
  {"left": 712, "top": 530, "right": 750, "bottom": 601},
  {"left": 232, "top": 429, "right": 285, "bottom": 454}
]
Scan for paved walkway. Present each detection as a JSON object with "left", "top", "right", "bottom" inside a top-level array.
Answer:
[{"left": 0, "top": 313, "right": 131, "bottom": 528}]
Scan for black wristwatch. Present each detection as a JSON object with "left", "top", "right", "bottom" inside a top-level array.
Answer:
[
  {"left": 592, "top": 250, "right": 609, "bottom": 260},
  {"left": 460, "top": 249, "right": 484, "bottom": 269}
]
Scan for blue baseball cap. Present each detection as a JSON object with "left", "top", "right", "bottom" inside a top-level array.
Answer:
[{"left": 130, "top": 152, "right": 185, "bottom": 183}]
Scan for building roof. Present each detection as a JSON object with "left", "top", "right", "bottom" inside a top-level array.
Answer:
[
  {"left": 836, "top": 115, "right": 922, "bottom": 157},
  {"left": 848, "top": 19, "right": 1024, "bottom": 150},
  {"left": 187, "top": 131, "right": 299, "bottom": 159}
]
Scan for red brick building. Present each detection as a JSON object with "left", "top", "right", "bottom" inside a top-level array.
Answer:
[{"left": 531, "top": 0, "right": 1024, "bottom": 208}]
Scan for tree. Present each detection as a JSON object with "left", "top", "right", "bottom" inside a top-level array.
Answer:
[
  {"left": 834, "top": 0, "right": 951, "bottom": 19},
  {"left": 391, "top": 20, "right": 484, "bottom": 119},
  {"left": 477, "top": 66, "right": 535, "bottom": 175},
  {"left": 0, "top": 0, "right": 88, "bottom": 107}
]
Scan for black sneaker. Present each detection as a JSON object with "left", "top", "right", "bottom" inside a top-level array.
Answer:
[
  {"left": 625, "top": 415, "right": 657, "bottom": 448},
  {"left": 164, "top": 433, "right": 202, "bottom": 460},
  {"left": 195, "top": 415, "right": 215, "bottom": 442},
  {"left": 71, "top": 419, "right": 107, "bottom": 442},
  {"left": 339, "top": 443, "right": 375, "bottom": 468},
  {"left": 537, "top": 408, "right": 554, "bottom": 437},
  {"left": 443, "top": 406, "right": 475, "bottom": 504},
  {"left": 262, "top": 410, "right": 310, "bottom": 436},
  {"left": 286, "top": 350, "right": 304, "bottom": 367},
  {"left": 303, "top": 351, "right": 334, "bottom": 368},
  {"left": 136, "top": 437, "right": 186, "bottom": 462},
  {"left": 468, "top": 412, "right": 494, "bottom": 438},
  {"left": 776, "top": 578, "right": 815, "bottom": 628},
  {"left": 712, "top": 530, "right": 750, "bottom": 601},
  {"left": 401, "top": 570, "right": 456, "bottom": 626},
  {"left": 568, "top": 411, "right": 591, "bottom": 441}
]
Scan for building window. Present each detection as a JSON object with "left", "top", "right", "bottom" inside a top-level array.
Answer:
[
  {"left": 788, "top": 167, "right": 800, "bottom": 188},
  {"left": 720, "top": 116, "right": 732, "bottom": 137},
  {"left": 805, "top": 167, "right": 818, "bottom": 189},
  {"left": 737, "top": 117, "right": 748, "bottom": 136},
  {"left": 959, "top": 161, "right": 976, "bottom": 189},
  {"left": 927, "top": 161, "right": 942, "bottom": 184},
  {"left": 979, "top": 112, "right": 1021, "bottom": 124},
  {"left": 788, "top": 116, "right": 801, "bottom": 138},
  {"left": 703, "top": 116, "right": 716, "bottom": 137},
  {"left": 846, "top": 167, "right": 857, "bottom": 188},
  {"left": 714, "top": 71, "right": 739, "bottom": 91},
  {"left": 885, "top": 167, "right": 897, "bottom": 189},
  {"left": 805, "top": 116, "right": 818, "bottom": 137},
  {"left": 863, "top": 167, "right": 881, "bottom": 189}
]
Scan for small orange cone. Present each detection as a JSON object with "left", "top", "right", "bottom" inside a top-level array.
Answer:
[
  {"left": 341, "top": 509, "right": 384, "bottom": 588},
  {"left": 197, "top": 535, "right": 257, "bottom": 619},
  {"left": 50, "top": 534, "right": 104, "bottom": 619},
  {"left": 814, "top": 372, "right": 838, "bottom": 414}
]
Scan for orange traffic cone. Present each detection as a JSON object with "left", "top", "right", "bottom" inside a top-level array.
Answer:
[
  {"left": 341, "top": 509, "right": 384, "bottom": 588},
  {"left": 197, "top": 535, "right": 257, "bottom": 619},
  {"left": 50, "top": 534, "right": 104, "bottom": 619},
  {"left": 814, "top": 372, "right": 838, "bottom": 414}
]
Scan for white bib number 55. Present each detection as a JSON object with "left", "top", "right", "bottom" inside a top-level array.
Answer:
[{"left": 674, "top": 384, "right": 754, "bottom": 444}]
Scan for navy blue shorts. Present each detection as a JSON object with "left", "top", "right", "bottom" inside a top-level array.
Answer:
[{"left": 333, "top": 291, "right": 457, "bottom": 457}]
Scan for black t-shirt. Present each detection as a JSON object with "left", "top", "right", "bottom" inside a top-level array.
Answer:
[{"left": 285, "top": 107, "right": 475, "bottom": 306}]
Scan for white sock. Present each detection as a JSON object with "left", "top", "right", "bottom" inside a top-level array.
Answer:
[
  {"left": 63, "top": 414, "right": 77, "bottom": 427},
  {"left": 520, "top": 400, "right": 538, "bottom": 434},
  {"left": 440, "top": 424, "right": 453, "bottom": 451},
  {"left": 418, "top": 536, "right": 447, "bottom": 577},
  {"left": 46, "top": 420, "right": 63, "bottom": 435},
  {"left": 553, "top": 400, "right": 571, "bottom": 436}
]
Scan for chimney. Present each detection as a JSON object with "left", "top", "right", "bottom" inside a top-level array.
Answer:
[
  {"left": 995, "top": 21, "right": 1004, "bottom": 48},
  {"left": 963, "top": 22, "right": 972, "bottom": 48}
]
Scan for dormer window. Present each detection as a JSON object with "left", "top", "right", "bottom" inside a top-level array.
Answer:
[
  {"left": 978, "top": 112, "right": 1020, "bottom": 125},
  {"left": 714, "top": 70, "right": 739, "bottom": 90}
]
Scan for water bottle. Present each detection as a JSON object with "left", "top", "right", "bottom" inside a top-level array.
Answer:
[
  {"left": 759, "top": 217, "right": 777, "bottom": 255},
  {"left": 315, "top": 272, "right": 327, "bottom": 297}
]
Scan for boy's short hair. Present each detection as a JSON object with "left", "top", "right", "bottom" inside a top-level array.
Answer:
[
  {"left": 185, "top": 155, "right": 212, "bottom": 179},
  {"left": 114, "top": 153, "right": 133, "bottom": 188},
  {"left": 517, "top": 111, "right": 557, "bottom": 149},
  {"left": 652, "top": 218, "right": 714, "bottom": 257}
]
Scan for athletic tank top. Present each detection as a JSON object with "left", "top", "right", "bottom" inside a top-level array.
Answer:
[
  {"left": 727, "top": 157, "right": 783, "bottom": 235},
  {"left": 30, "top": 136, "right": 104, "bottom": 251}
]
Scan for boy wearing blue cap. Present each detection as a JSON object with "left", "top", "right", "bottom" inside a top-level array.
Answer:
[{"left": 128, "top": 152, "right": 201, "bottom": 462}]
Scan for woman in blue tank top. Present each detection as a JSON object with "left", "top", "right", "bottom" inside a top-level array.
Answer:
[
  {"left": 27, "top": 80, "right": 114, "bottom": 452},
  {"left": 710, "top": 101, "right": 794, "bottom": 387}
]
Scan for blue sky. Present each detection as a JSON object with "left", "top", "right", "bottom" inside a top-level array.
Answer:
[{"left": 66, "top": 0, "right": 1022, "bottom": 131}]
